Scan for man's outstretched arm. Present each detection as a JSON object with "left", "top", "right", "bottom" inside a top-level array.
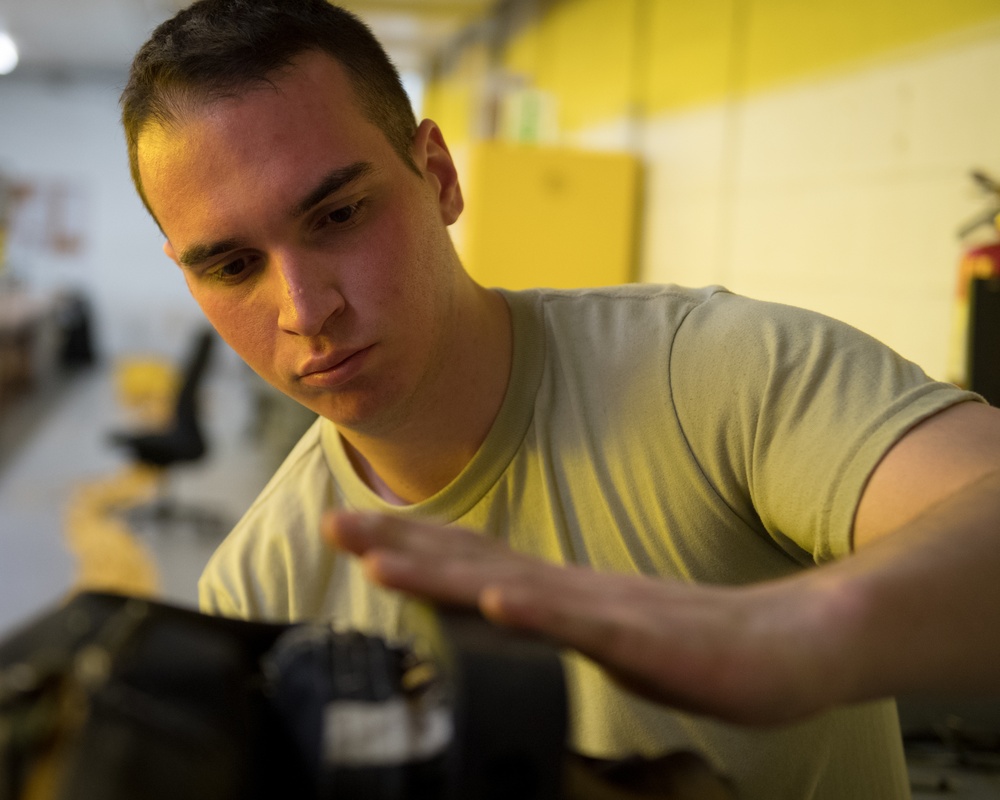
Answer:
[{"left": 323, "top": 401, "right": 1000, "bottom": 726}]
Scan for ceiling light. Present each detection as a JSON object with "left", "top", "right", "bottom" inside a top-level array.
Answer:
[{"left": 0, "top": 31, "right": 19, "bottom": 76}]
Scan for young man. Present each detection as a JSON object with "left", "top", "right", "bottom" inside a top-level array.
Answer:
[{"left": 123, "top": 1, "right": 1000, "bottom": 796}]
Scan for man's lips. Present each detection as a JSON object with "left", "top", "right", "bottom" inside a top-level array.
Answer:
[
  {"left": 300, "top": 349, "right": 359, "bottom": 377},
  {"left": 298, "top": 344, "right": 373, "bottom": 385}
]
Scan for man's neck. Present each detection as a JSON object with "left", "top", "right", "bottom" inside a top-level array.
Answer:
[{"left": 339, "top": 286, "right": 513, "bottom": 505}]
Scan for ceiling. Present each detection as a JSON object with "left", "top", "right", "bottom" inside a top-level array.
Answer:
[{"left": 0, "top": 0, "right": 496, "bottom": 79}]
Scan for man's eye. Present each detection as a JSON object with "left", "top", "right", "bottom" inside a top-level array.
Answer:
[
  {"left": 209, "top": 257, "right": 251, "bottom": 282},
  {"left": 326, "top": 201, "right": 362, "bottom": 225},
  {"left": 220, "top": 259, "right": 247, "bottom": 277}
]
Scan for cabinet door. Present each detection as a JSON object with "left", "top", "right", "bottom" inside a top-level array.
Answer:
[{"left": 455, "top": 142, "right": 641, "bottom": 290}]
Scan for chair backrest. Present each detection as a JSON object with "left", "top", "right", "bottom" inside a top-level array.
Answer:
[{"left": 174, "top": 328, "right": 215, "bottom": 430}]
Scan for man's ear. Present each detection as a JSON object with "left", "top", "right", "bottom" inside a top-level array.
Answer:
[
  {"left": 413, "top": 119, "right": 464, "bottom": 225},
  {"left": 163, "top": 239, "right": 179, "bottom": 264}
]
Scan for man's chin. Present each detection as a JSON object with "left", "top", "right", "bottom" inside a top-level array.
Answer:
[{"left": 300, "top": 393, "right": 392, "bottom": 435}]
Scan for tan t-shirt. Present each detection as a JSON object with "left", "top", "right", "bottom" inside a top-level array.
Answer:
[{"left": 201, "top": 285, "right": 980, "bottom": 799}]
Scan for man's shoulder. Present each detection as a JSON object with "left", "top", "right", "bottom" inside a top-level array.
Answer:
[
  {"left": 507, "top": 283, "right": 728, "bottom": 314},
  {"left": 218, "top": 416, "right": 332, "bottom": 547},
  {"left": 199, "top": 416, "right": 335, "bottom": 618},
  {"left": 503, "top": 284, "right": 730, "bottom": 348},
  {"left": 247, "top": 416, "right": 329, "bottom": 511}
]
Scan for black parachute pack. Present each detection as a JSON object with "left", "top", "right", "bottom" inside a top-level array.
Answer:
[{"left": 0, "top": 592, "right": 734, "bottom": 800}]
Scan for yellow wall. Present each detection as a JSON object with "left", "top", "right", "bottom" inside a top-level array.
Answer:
[
  {"left": 426, "top": 0, "right": 1000, "bottom": 137},
  {"left": 422, "top": 79, "right": 473, "bottom": 147},
  {"left": 422, "top": 40, "right": 491, "bottom": 148},
  {"left": 531, "top": 0, "right": 641, "bottom": 131},
  {"left": 740, "top": 0, "right": 1000, "bottom": 96},
  {"left": 643, "top": 0, "right": 737, "bottom": 113}
]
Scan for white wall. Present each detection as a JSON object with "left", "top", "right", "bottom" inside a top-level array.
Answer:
[
  {"left": 0, "top": 73, "right": 204, "bottom": 361},
  {"left": 569, "top": 24, "right": 1000, "bottom": 382}
]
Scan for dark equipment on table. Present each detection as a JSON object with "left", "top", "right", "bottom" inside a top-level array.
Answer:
[
  {"left": 968, "top": 276, "right": 1000, "bottom": 407},
  {"left": 0, "top": 593, "right": 735, "bottom": 800}
]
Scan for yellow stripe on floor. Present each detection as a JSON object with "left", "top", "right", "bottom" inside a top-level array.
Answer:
[{"left": 63, "top": 465, "right": 162, "bottom": 597}]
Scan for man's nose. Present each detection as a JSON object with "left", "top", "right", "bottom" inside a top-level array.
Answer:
[{"left": 274, "top": 254, "right": 345, "bottom": 336}]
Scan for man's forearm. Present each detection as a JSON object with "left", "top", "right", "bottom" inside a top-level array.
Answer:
[{"left": 815, "top": 467, "right": 1000, "bottom": 706}]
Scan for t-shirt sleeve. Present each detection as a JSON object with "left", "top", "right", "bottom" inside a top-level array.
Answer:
[
  {"left": 197, "top": 517, "right": 295, "bottom": 621},
  {"left": 197, "top": 418, "right": 339, "bottom": 622},
  {"left": 670, "top": 291, "right": 982, "bottom": 563},
  {"left": 198, "top": 567, "right": 244, "bottom": 618},
  {"left": 197, "top": 495, "right": 339, "bottom": 623}
]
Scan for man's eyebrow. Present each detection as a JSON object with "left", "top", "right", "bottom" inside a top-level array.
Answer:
[
  {"left": 178, "top": 238, "right": 246, "bottom": 268},
  {"left": 290, "top": 161, "right": 375, "bottom": 218},
  {"left": 176, "top": 162, "right": 376, "bottom": 268}
]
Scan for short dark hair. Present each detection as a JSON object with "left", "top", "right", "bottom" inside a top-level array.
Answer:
[{"left": 121, "top": 0, "right": 419, "bottom": 221}]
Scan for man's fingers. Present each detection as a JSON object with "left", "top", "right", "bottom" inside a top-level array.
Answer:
[
  {"left": 324, "top": 511, "right": 493, "bottom": 558},
  {"left": 324, "top": 511, "right": 463, "bottom": 561},
  {"left": 324, "top": 511, "right": 535, "bottom": 605},
  {"left": 325, "top": 511, "right": 632, "bottom": 640},
  {"left": 478, "top": 582, "right": 550, "bottom": 629},
  {"left": 326, "top": 512, "right": 665, "bottom": 663},
  {"left": 359, "top": 548, "right": 482, "bottom": 605},
  {"left": 323, "top": 511, "right": 405, "bottom": 553}
]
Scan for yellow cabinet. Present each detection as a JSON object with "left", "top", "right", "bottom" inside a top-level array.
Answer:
[{"left": 451, "top": 142, "right": 641, "bottom": 290}]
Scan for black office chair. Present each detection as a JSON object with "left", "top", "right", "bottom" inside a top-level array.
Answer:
[{"left": 108, "top": 328, "right": 227, "bottom": 535}]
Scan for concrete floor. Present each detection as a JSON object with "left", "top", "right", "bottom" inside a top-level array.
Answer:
[{"left": 0, "top": 355, "right": 276, "bottom": 636}]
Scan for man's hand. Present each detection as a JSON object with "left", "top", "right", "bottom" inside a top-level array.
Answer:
[{"left": 323, "top": 512, "right": 850, "bottom": 725}]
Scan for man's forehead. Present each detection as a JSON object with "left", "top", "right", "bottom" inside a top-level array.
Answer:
[{"left": 139, "top": 54, "right": 371, "bottom": 150}]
